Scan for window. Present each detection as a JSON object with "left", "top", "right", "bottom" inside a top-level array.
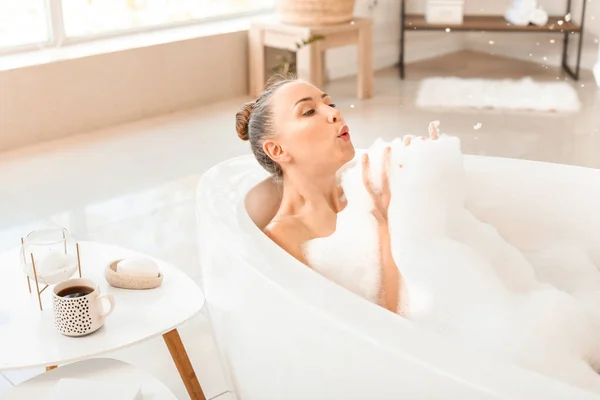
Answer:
[
  {"left": 62, "top": 0, "right": 275, "bottom": 38},
  {"left": 0, "top": 0, "right": 274, "bottom": 53},
  {"left": 0, "top": 1, "right": 49, "bottom": 48}
]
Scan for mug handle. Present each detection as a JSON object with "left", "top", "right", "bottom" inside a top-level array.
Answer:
[{"left": 98, "top": 293, "right": 115, "bottom": 321}]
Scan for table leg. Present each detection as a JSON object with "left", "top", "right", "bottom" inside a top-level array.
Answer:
[
  {"left": 45, "top": 365, "right": 57, "bottom": 372},
  {"left": 358, "top": 24, "right": 374, "bottom": 99},
  {"left": 297, "top": 41, "right": 324, "bottom": 88},
  {"left": 309, "top": 42, "right": 324, "bottom": 88},
  {"left": 249, "top": 26, "right": 265, "bottom": 97},
  {"left": 163, "top": 329, "right": 206, "bottom": 400}
]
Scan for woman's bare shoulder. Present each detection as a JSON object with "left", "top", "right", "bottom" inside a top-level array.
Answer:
[{"left": 246, "top": 178, "right": 283, "bottom": 230}]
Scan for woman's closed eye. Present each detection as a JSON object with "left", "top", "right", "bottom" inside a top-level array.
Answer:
[{"left": 302, "top": 103, "right": 336, "bottom": 116}]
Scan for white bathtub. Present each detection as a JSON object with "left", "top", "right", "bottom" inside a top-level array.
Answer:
[{"left": 196, "top": 154, "right": 600, "bottom": 400}]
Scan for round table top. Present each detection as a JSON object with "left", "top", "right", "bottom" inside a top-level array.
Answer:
[
  {"left": 2, "top": 357, "right": 178, "bottom": 399},
  {"left": 0, "top": 241, "right": 204, "bottom": 370}
]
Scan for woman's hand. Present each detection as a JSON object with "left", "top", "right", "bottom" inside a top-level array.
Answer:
[
  {"left": 362, "top": 146, "right": 391, "bottom": 224},
  {"left": 403, "top": 120, "right": 440, "bottom": 146},
  {"left": 363, "top": 146, "right": 401, "bottom": 314}
]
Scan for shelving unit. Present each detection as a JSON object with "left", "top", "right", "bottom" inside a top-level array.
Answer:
[{"left": 399, "top": 0, "right": 588, "bottom": 80}]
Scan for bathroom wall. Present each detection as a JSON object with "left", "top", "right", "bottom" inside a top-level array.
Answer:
[{"left": 0, "top": 29, "right": 248, "bottom": 151}]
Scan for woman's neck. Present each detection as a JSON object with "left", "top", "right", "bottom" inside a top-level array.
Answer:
[{"left": 278, "top": 169, "right": 341, "bottom": 217}]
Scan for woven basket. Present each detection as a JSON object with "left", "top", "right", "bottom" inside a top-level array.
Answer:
[{"left": 277, "top": 0, "right": 357, "bottom": 26}]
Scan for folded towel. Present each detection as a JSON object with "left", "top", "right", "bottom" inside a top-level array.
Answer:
[
  {"left": 505, "top": 0, "right": 540, "bottom": 26},
  {"left": 504, "top": 7, "right": 531, "bottom": 26},
  {"left": 530, "top": 7, "right": 549, "bottom": 26}
]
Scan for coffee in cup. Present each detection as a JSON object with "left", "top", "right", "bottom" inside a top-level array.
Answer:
[
  {"left": 52, "top": 278, "right": 115, "bottom": 337},
  {"left": 56, "top": 285, "right": 94, "bottom": 299}
]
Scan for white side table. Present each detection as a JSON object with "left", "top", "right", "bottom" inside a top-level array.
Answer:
[
  {"left": 2, "top": 358, "right": 177, "bottom": 399},
  {"left": 0, "top": 242, "right": 206, "bottom": 400},
  {"left": 249, "top": 17, "right": 374, "bottom": 99}
]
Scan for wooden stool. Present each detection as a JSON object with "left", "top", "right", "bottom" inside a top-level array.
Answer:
[{"left": 249, "top": 17, "right": 374, "bottom": 99}]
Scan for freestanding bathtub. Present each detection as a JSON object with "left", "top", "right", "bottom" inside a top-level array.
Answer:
[{"left": 196, "top": 153, "right": 600, "bottom": 400}]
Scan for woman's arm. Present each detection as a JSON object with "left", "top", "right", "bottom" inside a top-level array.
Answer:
[
  {"left": 362, "top": 148, "right": 402, "bottom": 314},
  {"left": 373, "top": 122, "right": 439, "bottom": 313},
  {"left": 377, "top": 221, "right": 401, "bottom": 313}
]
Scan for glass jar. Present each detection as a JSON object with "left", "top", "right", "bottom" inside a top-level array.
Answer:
[{"left": 20, "top": 228, "right": 79, "bottom": 286}]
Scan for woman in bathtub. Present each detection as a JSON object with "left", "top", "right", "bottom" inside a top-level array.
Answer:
[
  {"left": 238, "top": 77, "right": 600, "bottom": 393},
  {"left": 237, "top": 76, "right": 437, "bottom": 315}
]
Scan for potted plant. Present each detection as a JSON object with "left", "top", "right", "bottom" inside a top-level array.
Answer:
[{"left": 271, "top": 35, "right": 325, "bottom": 75}]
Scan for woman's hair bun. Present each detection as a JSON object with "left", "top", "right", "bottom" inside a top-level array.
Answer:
[{"left": 235, "top": 101, "right": 255, "bottom": 141}]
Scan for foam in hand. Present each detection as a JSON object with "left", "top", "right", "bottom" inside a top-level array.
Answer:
[
  {"left": 389, "top": 134, "right": 600, "bottom": 392},
  {"left": 304, "top": 130, "right": 600, "bottom": 393}
]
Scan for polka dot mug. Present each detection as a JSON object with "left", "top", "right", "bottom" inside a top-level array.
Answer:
[{"left": 52, "top": 278, "right": 115, "bottom": 337}]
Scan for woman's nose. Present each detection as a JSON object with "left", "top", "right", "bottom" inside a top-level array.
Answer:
[{"left": 327, "top": 108, "right": 341, "bottom": 124}]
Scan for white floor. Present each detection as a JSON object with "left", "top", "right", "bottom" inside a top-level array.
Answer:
[{"left": 0, "top": 54, "right": 599, "bottom": 399}]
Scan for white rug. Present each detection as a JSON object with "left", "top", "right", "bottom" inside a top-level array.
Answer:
[{"left": 415, "top": 77, "right": 581, "bottom": 112}]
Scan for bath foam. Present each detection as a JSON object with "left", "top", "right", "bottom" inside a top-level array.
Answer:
[
  {"left": 462, "top": 173, "right": 600, "bottom": 367},
  {"left": 385, "top": 137, "right": 600, "bottom": 392},
  {"left": 524, "top": 245, "right": 600, "bottom": 369},
  {"left": 416, "top": 138, "right": 540, "bottom": 292},
  {"left": 461, "top": 164, "right": 600, "bottom": 368},
  {"left": 447, "top": 210, "right": 539, "bottom": 292},
  {"left": 304, "top": 139, "right": 410, "bottom": 309},
  {"left": 303, "top": 134, "right": 600, "bottom": 393},
  {"left": 304, "top": 208, "right": 381, "bottom": 305},
  {"left": 304, "top": 162, "right": 381, "bottom": 304},
  {"left": 367, "top": 135, "right": 539, "bottom": 292}
]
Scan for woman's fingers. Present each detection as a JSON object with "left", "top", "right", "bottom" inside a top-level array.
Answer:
[
  {"left": 429, "top": 121, "right": 440, "bottom": 140},
  {"left": 404, "top": 122, "right": 440, "bottom": 147},
  {"left": 381, "top": 147, "right": 391, "bottom": 194},
  {"left": 382, "top": 146, "right": 391, "bottom": 169},
  {"left": 362, "top": 154, "right": 375, "bottom": 197}
]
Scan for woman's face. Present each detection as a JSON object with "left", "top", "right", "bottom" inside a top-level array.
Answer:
[{"left": 265, "top": 81, "right": 355, "bottom": 177}]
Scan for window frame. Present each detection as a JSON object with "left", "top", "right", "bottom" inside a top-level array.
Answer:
[{"left": 0, "top": 0, "right": 275, "bottom": 56}]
